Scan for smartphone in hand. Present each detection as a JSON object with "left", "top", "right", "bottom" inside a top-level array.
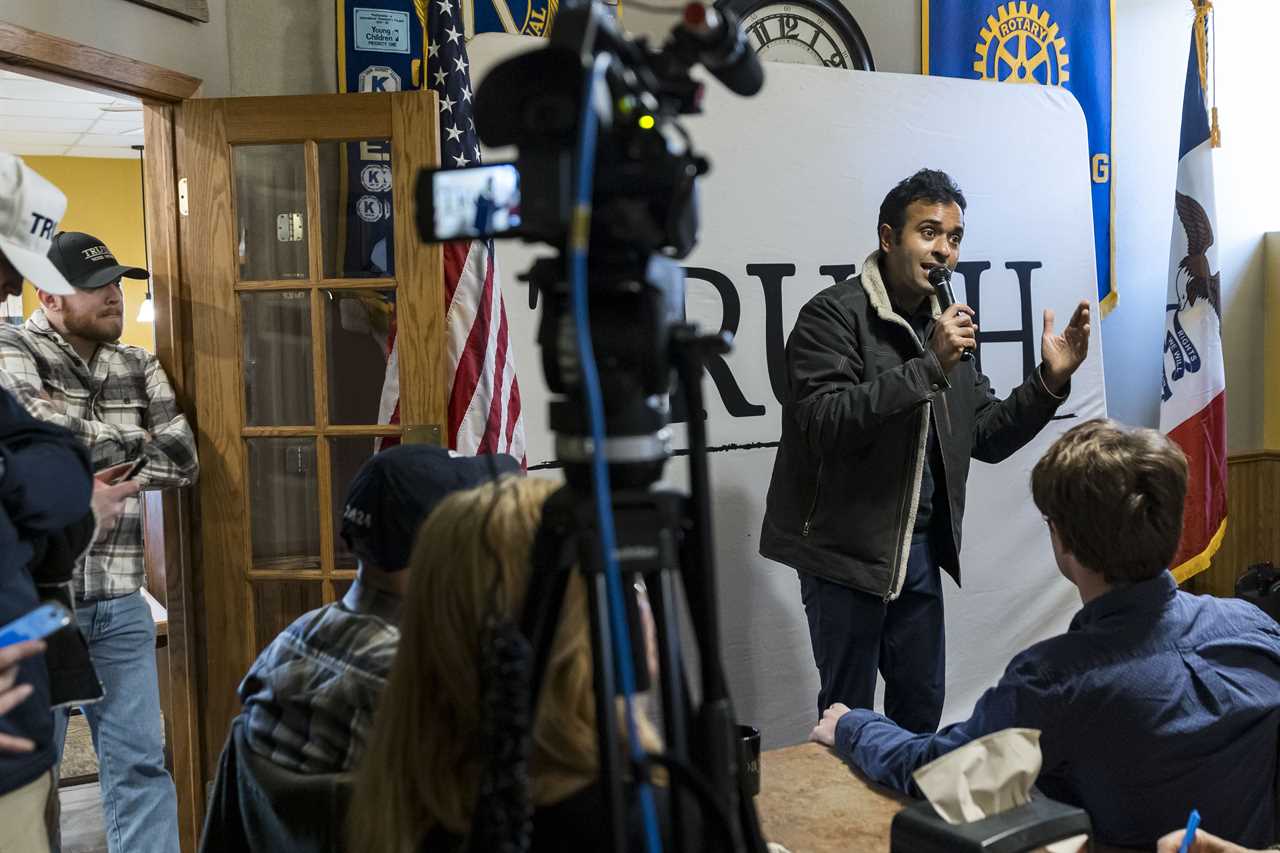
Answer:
[
  {"left": 0, "top": 603, "right": 72, "bottom": 648},
  {"left": 120, "top": 457, "right": 147, "bottom": 481},
  {"left": 95, "top": 458, "right": 146, "bottom": 485}
]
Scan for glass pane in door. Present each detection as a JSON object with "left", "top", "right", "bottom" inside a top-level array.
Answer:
[
  {"left": 324, "top": 289, "right": 395, "bottom": 425},
  {"left": 329, "top": 435, "right": 383, "bottom": 570},
  {"left": 318, "top": 141, "right": 395, "bottom": 278},
  {"left": 233, "top": 143, "right": 309, "bottom": 281},
  {"left": 241, "top": 291, "right": 315, "bottom": 426},
  {"left": 247, "top": 437, "right": 321, "bottom": 570}
]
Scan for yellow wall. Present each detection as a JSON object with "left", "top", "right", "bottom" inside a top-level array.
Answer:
[{"left": 19, "top": 156, "right": 154, "bottom": 351}]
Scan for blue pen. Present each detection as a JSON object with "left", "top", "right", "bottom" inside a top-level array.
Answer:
[{"left": 1176, "top": 809, "right": 1201, "bottom": 853}]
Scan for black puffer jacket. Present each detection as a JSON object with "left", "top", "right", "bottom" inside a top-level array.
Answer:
[{"left": 759, "top": 252, "right": 1067, "bottom": 599}]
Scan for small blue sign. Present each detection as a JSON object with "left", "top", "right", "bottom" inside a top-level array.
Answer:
[{"left": 354, "top": 7, "right": 412, "bottom": 54}]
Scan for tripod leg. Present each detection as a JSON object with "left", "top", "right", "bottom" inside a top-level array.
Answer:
[
  {"left": 523, "top": 570, "right": 570, "bottom": 698},
  {"left": 672, "top": 334, "right": 771, "bottom": 853},
  {"left": 648, "top": 567, "right": 696, "bottom": 850},
  {"left": 521, "top": 510, "right": 574, "bottom": 704},
  {"left": 585, "top": 569, "right": 628, "bottom": 852}
]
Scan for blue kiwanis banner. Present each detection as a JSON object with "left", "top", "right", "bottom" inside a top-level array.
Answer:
[
  {"left": 923, "top": 0, "right": 1115, "bottom": 314},
  {"left": 470, "top": 0, "right": 559, "bottom": 37},
  {"left": 336, "top": 1, "right": 429, "bottom": 276}
]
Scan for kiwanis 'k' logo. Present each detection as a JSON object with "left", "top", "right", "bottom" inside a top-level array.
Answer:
[{"left": 973, "top": 2, "right": 1069, "bottom": 86}]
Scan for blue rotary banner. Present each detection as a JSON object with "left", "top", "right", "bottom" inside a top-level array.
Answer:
[{"left": 923, "top": 0, "right": 1114, "bottom": 314}]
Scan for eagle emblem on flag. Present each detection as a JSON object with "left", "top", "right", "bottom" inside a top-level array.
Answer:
[{"left": 1173, "top": 191, "right": 1222, "bottom": 319}]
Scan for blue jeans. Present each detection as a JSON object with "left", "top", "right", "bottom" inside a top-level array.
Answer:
[
  {"left": 52, "top": 591, "right": 179, "bottom": 853},
  {"left": 800, "top": 538, "right": 946, "bottom": 734}
]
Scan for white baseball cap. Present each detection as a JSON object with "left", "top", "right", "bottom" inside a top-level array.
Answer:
[{"left": 0, "top": 153, "right": 73, "bottom": 295}]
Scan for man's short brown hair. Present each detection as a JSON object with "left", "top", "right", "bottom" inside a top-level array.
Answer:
[{"left": 1031, "top": 419, "right": 1188, "bottom": 583}]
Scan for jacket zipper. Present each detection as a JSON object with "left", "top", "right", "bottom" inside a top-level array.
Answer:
[
  {"left": 934, "top": 394, "right": 953, "bottom": 541},
  {"left": 885, "top": 470, "right": 911, "bottom": 601},
  {"left": 867, "top": 294, "right": 935, "bottom": 600},
  {"left": 801, "top": 459, "right": 824, "bottom": 536},
  {"left": 885, "top": 404, "right": 928, "bottom": 601}
]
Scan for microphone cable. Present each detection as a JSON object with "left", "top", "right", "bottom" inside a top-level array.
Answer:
[{"left": 568, "top": 49, "right": 664, "bottom": 853}]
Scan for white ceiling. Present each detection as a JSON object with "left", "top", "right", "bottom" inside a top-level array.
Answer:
[{"left": 0, "top": 70, "right": 144, "bottom": 159}]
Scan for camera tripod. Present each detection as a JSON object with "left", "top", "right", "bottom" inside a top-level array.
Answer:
[{"left": 519, "top": 328, "right": 770, "bottom": 853}]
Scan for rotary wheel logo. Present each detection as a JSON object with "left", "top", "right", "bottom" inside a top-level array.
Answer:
[{"left": 973, "top": 2, "right": 1069, "bottom": 86}]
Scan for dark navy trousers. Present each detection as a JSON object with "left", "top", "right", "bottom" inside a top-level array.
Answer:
[{"left": 799, "top": 538, "right": 945, "bottom": 734}]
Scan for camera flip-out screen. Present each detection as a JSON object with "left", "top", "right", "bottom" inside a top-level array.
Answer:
[{"left": 425, "top": 162, "right": 522, "bottom": 241}]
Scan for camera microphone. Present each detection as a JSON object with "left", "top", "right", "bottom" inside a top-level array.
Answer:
[
  {"left": 677, "top": 3, "right": 764, "bottom": 97},
  {"left": 928, "top": 266, "right": 973, "bottom": 362}
]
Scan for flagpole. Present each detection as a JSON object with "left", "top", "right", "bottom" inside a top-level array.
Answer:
[{"left": 1191, "top": 0, "right": 1221, "bottom": 147}]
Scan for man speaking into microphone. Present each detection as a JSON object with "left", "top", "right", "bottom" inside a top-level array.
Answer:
[{"left": 760, "top": 168, "right": 1091, "bottom": 733}]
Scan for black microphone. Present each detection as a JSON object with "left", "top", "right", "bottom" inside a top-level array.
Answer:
[
  {"left": 928, "top": 266, "right": 973, "bottom": 362},
  {"left": 677, "top": 3, "right": 765, "bottom": 96}
]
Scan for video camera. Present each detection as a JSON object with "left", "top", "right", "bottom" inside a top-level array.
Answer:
[
  {"left": 414, "top": 0, "right": 760, "bottom": 251},
  {"left": 415, "top": 0, "right": 762, "bottom": 490},
  {"left": 414, "top": 3, "right": 767, "bottom": 851}
]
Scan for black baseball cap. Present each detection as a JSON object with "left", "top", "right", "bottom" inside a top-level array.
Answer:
[
  {"left": 47, "top": 231, "right": 148, "bottom": 291},
  {"left": 339, "top": 444, "right": 521, "bottom": 571}
]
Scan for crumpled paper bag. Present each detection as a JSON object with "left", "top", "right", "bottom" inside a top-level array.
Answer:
[{"left": 911, "top": 728, "right": 1087, "bottom": 853}]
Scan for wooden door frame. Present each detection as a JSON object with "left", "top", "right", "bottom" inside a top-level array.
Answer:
[
  {"left": 0, "top": 21, "right": 201, "bottom": 100},
  {"left": 0, "top": 21, "right": 205, "bottom": 853}
]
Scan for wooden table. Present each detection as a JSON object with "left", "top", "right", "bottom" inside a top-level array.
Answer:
[
  {"left": 755, "top": 742, "right": 1140, "bottom": 853},
  {"left": 756, "top": 742, "right": 909, "bottom": 852}
]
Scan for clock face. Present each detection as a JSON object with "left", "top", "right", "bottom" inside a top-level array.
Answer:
[{"left": 739, "top": 3, "right": 855, "bottom": 69}]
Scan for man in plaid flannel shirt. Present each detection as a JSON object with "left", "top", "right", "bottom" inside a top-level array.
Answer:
[{"left": 0, "top": 230, "right": 198, "bottom": 853}]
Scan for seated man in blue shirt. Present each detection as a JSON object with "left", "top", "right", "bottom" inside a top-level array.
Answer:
[
  {"left": 810, "top": 418, "right": 1280, "bottom": 850},
  {"left": 237, "top": 445, "right": 519, "bottom": 773}
]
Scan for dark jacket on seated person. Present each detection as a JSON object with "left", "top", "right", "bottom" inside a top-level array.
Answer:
[
  {"left": 833, "top": 571, "right": 1280, "bottom": 849},
  {"left": 199, "top": 715, "right": 352, "bottom": 853}
]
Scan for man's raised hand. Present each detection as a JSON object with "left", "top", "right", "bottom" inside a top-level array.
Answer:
[{"left": 1041, "top": 300, "right": 1091, "bottom": 393}]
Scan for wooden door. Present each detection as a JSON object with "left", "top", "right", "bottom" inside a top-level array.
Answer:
[{"left": 175, "top": 92, "right": 443, "bottom": 773}]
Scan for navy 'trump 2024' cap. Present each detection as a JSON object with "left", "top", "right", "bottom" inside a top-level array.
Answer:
[{"left": 339, "top": 444, "right": 520, "bottom": 571}]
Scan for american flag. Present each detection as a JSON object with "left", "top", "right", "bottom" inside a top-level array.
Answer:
[{"left": 377, "top": 0, "right": 526, "bottom": 460}]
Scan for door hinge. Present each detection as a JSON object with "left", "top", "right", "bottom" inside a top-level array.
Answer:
[
  {"left": 177, "top": 178, "right": 189, "bottom": 216},
  {"left": 403, "top": 424, "right": 443, "bottom": 446},
  {"left": 276, "top": 212, "right": 304, "bottom": 242}
]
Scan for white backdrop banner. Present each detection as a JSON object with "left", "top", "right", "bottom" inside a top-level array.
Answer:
[{"left": 468, "top": 34, "right": 1108, "bottom": 747}]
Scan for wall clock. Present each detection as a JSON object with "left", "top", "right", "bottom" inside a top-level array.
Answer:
[{"left": 724, "top": 0, "right": 874, "bottom": 71}]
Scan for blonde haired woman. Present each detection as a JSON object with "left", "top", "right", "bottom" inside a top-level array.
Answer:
[{"left": 348, "top": 476, "right": 663, "bottom": 853}]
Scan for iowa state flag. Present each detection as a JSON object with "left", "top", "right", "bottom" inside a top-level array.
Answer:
[
  {"left": 923, "top": 1, "right": 1114, "bottom": 314},
  {"left": 1160, "top": 23, "right": 1226, "bottom": 583}
]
